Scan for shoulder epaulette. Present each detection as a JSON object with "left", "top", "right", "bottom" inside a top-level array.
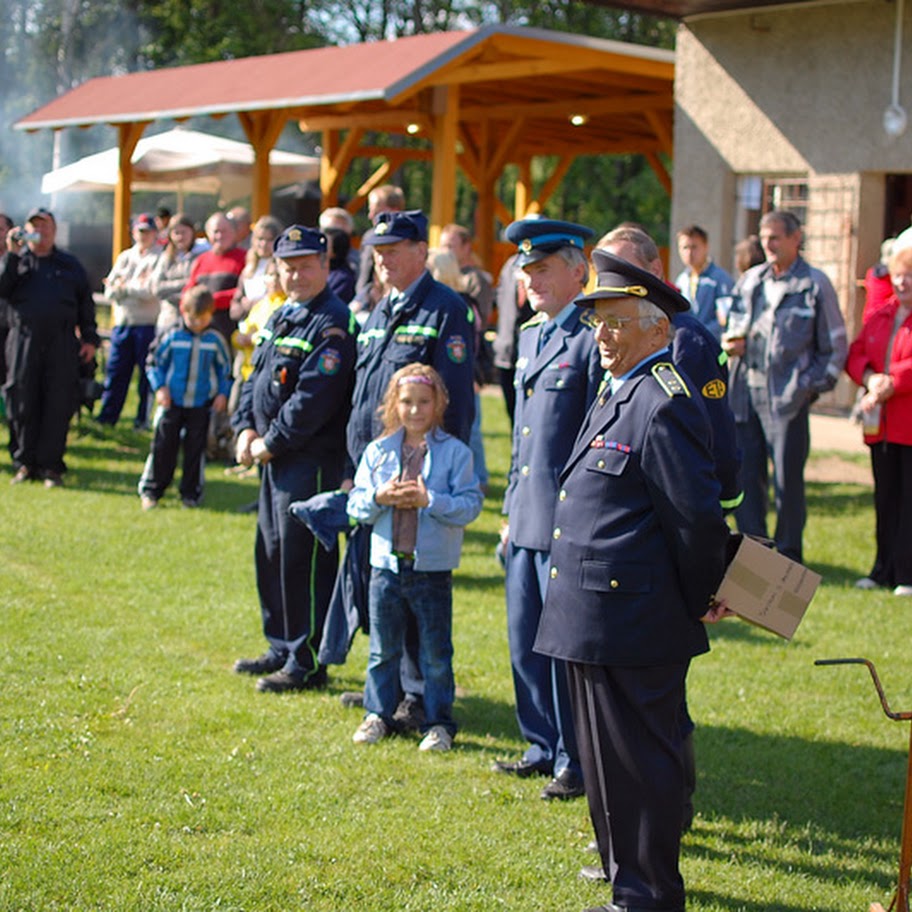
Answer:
[
  {"left": 651, "top": 362, "right": 690, "bottom": 398},
  {"left": 521, "top": 313, "right": 547, "bottom": 330}
]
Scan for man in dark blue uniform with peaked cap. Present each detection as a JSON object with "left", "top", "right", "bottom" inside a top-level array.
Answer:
[
  {"left": 232, "top": 226, "right": 357, "bottom": 693},
  {"left": 492, "top": 218, "right": 603, "bottom": 801},
  {"left": 590, "top": 225, "right": 741, "bottom": 845},
  {"left": 534, "top": 251, "right": 730, "bottom": 912}
]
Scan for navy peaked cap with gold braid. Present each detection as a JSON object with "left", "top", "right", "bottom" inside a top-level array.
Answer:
[
  {"left": 505, "top": 218, "right": 594, "bottom": 267},
  {"left": 575, "top": 248, "right": 689, "bottom": 319},
  {"left": 274, "top": 225, "right": 327, "bottom": 258}
]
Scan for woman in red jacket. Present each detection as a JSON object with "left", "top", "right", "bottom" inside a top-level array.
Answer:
[{"left": 846, "top": 245, "right": 912, "bottom": 595}]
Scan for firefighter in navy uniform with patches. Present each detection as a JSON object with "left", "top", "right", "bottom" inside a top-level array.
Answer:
[
  {"left": 347, "top": 209, "right": 475, "bottom": 466},
  {"left": 534, "top": 251, "right": 731, "bottom": 912},
  {"left": 341, "top": 209, "right": 476, "bottom": 723},
  {"left": 232, "top": 226, "right": 357, "bottom": 693},
  {"left": 492, "top": 218, "right": 603, "bottom": 801}
]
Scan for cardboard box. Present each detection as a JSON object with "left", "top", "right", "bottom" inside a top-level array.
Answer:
[{"left": 714, "top": 534, "right": 821, "bottom": 639}]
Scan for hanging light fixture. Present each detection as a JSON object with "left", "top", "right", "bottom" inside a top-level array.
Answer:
[{"left": 884, "top": 0, "right": 908, "bottom": 137}]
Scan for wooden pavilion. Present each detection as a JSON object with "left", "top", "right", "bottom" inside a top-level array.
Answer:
[{"left": 14, "top": 24, "right": 674, "bottom": 266}]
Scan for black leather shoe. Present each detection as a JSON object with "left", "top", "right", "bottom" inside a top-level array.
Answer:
[
  {"left": 256, "top": 667, "right": 327, "bottom": 693},
  {"left": 584, "top": 905, "right": 684, "bottom": 912},
  {"left": 234, "top": 653, "right": 284, "bottom": 675},
  {"left": 491, "top": 757, "right": 552, "bottom": 778},
  {"left": 256, "top": 670, "right": 307, "bottom": 693},
  {"left": 578, "top": 864, "right": 607, "bottom": 882},
  {"left": 541, "top": 768, "right": 585, "bottom": 800}
]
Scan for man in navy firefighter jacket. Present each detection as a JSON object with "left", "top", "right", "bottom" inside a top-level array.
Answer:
[{"left": 232, "top": 226, "right": 357, "bottom": 694}]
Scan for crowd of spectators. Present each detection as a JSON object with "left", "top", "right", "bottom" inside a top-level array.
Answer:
[{"left": 5, "top": 188, "right": 909, "bottom": 911}]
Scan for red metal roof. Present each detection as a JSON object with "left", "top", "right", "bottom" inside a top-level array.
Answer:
[{"left": 16, "top": 30, "right": 475, "bottom": 130}]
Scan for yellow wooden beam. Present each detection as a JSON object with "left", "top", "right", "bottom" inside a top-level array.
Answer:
[
  {"left": 301, "top": 110, "right": 427, "bottom": 133},
  {"left": 320, "top": 130, "right": 340, "bottom": 206},
  {"left": 112, "top": 121, "right": 150, "bottom": 263},
  {"left": 644, "top": 109, "right": 674, "bottom": 157},
  {"left": 460, "top": 91, "right": 671, "bottom": 124},
  {"left": 344, "top": 151, "right": 413, "bottom": 215},
  {"left": 536, "top": 156, "right": 574, "bottom": 211},
  {"left": 439, "top": 55, "right": 603, "bottom": 86},
  {"left": 486, "top": 33, "right": 674, "bottom": 81},
  {"left": 429, "top": 85, "right": 459, "bottom": 247},
  {"left": 487, "top": 116, "right": 526, "bottom": 179},
  {"left": 320, "top": 127, "right": 365, "bottom": 201},
  {"left": 457, "top": 123, "right": 481, "bottom": 181},
  {"left": 515, "top": 159, "right": 532, "bottom": 220},
  {"left": 493, "top": 196, "right": 513, "bottom": 227},
  {"left": 645, "top": 151, "right": 672, "bottom": 196},
  {"left": 238, "top": 109, "right": 289, "bottom": 218},
  {"left": 472, "top": 118, "right": 494, "bottom": 271}
]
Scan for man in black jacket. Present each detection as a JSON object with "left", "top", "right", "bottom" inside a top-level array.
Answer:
[{"left": 1, "top": 207, "right": 98, "bottom": 487}]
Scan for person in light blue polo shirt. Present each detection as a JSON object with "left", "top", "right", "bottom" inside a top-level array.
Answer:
[{"left": 674, "top": 224, "right": 734, "bottom": 341}]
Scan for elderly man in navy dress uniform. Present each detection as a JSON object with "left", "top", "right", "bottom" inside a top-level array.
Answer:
[
  {"left": 534, "top": 250, "right": 730, "bottom": 912},
  {"left": 492, "top": 218, "right": 603, "bottom": 801}
]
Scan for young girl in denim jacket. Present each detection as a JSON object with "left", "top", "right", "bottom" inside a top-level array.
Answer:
[{"left": 347, "top": 363, "right": 483, "bottom": 751}]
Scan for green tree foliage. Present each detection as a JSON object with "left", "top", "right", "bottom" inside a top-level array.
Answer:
[
  {"left": 0, "top": 0, "right": 675, "bottom": 246},
  {"left": 135, "top": 0, "right": 325, "bottom": 67}
]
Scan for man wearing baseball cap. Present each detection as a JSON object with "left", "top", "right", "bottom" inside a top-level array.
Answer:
[
  {"left": 96, "top": 213, "right": 161, "bottom": 429},
  {"left": 232, "top": 226, "right": 357, "bottom": 693},
  {"left": 534, "top": 250, "right": 731, "bottom": 912},
  {"left": 1, "top": 207, "right": 99, "bottom": 487},
  {"left": 491, "top": 217, "right": 602, "bottom": 802}
]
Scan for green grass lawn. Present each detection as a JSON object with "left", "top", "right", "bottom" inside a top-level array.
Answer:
[{"left": 1, "top": 391, "right": 908, "bottom": 912}]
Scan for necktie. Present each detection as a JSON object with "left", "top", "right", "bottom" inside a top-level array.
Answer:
[{"left": 538, "top": 320, "right": 555, "bottom": 354}]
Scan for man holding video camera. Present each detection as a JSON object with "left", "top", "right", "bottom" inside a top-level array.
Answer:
[{"left": 0, "top": 207, "right": 98, "bottom": 487}]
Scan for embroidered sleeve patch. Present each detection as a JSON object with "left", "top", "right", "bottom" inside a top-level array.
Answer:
[
  {"left": 446, "top": 335, "right": 467, "bottom": 363},
  {"left": 701, "top": 378, "right": 727, "bottom": 399},
  {"left": 318, "top": 348, "right": 342, "bottom": 375}
]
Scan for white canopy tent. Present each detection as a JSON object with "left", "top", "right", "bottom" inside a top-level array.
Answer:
[{"left": 41, "top": 128, "right": 319, "bottom": 206}]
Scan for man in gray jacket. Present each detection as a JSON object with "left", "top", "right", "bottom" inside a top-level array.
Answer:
[{"left": 722, "top": 210, "right": 847, "bottom": 561}]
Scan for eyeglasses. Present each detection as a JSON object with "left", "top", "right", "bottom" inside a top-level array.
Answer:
[{"left": 590, "top": 314, "right": 642, "bottom": 331}]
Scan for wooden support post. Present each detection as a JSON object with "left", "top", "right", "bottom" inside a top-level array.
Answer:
[
  {"left": 238, "top": 110, "right": 288, "bottom": 219},
  {"left": 429, "top": 84, "right": 459, "bottom": 248},
  {"left": 112, "top": 121, "right": 149, "bottom": 263},
  {"left": 515, "top": 158, "right": 532, "bottom": 220}
]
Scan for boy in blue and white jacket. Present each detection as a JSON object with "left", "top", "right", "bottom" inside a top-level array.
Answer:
[
  {"left": 347, "top": 363, "right": 483, "bottom": 752},
  {"left": 138, "top": 285, "right": 232, "bottom": 509}
]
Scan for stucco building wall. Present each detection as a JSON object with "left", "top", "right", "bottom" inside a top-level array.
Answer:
[{"left": 670, "top": 0, "right": 912, "bottom": 407}]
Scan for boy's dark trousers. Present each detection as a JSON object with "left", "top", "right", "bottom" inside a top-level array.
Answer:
[{"left": 140, "top": 403, "right": 211, "bottom": 502}]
